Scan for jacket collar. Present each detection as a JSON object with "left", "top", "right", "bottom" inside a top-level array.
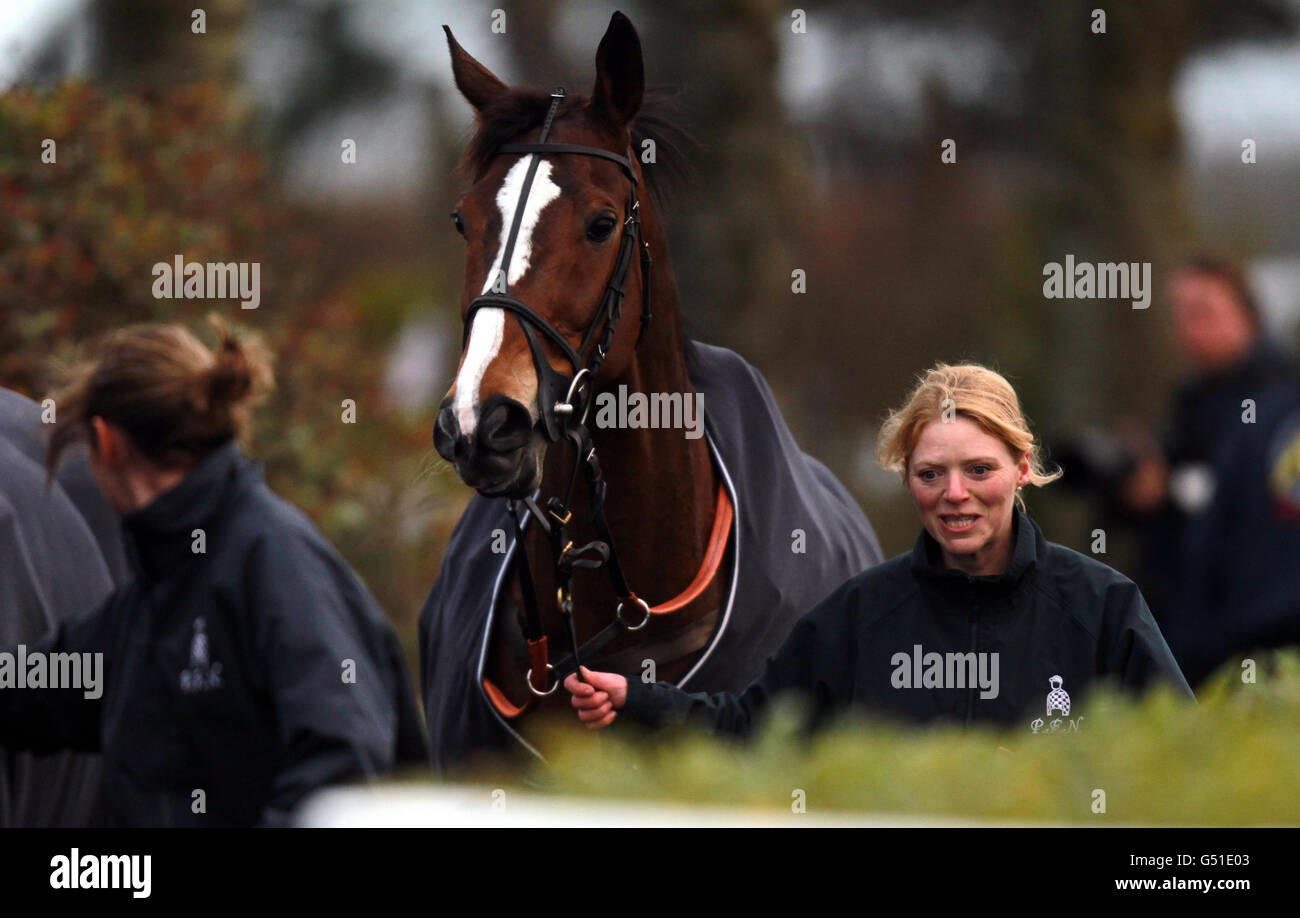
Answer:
[
  {"left": 121, "top": 439, "right": 250, "bottom": 582},
  {"left": 910, "top": 507, "right": 1040, "bottom": 593}
]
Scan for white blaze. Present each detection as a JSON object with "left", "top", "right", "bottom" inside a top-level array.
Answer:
[{"left": 455, "top": 157, "right": 561, "bottom": 437}]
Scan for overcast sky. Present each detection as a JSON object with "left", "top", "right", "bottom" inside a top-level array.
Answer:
[{"left": 3, "top": 0, "right": 1299, "bottom": 166}]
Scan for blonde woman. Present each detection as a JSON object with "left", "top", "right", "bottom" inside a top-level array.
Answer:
[{"left": 567, "top": 364, "right": 1192, "bottom": 734}]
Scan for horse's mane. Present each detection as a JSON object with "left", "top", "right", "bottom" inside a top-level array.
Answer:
[{"left": 460, "top": 86, "right": 695, "bottom": 212}]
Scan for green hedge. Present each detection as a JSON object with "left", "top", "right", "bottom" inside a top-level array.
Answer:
[{"left": 509, "top": 652, "right": 1300, "bottom": 825}]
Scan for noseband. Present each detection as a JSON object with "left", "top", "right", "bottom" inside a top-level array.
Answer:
[{"left": 461, "top": 87, "right": 652, "bottom": 442}]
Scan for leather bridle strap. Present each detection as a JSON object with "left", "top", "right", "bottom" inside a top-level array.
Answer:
[
  {"left": 544, "top": 478, "right": 733, "bottom": 679},
  {"left": 460, "top": 88, "right": 654, "bottom": 440},
  {"left": 498, "top": 142, "right": 637, "bottom": 183},
  {"left": 461, "top": 86, "right": 694, "bottom": 708},
  {"left": 483, "top": 479, "right": 733, "bottom": 719}
]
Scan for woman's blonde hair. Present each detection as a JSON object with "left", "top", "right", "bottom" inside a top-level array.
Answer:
[
  {"left": 46, "top": 314, "right": 273, "bottom": 477},
  {"left": 876, "top": 363, "right": 1060, "bottom": 508}
]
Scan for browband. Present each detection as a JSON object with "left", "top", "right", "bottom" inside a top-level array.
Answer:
[{"left": 496, "top": 143, "right": 638, "bottom": 184}]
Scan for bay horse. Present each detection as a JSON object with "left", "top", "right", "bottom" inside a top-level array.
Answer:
[{"left": 420, "top": 11, "right": 881, "bottom": 770}]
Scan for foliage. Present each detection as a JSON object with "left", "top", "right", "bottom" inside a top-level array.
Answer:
[
  {"left": 503, "top": 652, "right": 1300, "bottom": 825},
  {"left": 0, "top": 82, "right": 463, "bottom": 664}
]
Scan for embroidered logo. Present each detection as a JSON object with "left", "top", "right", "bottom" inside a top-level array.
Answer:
[
  {"left": 179, "top": 617, "right": 223, "bottom": 693},
  {"left": 1030, "top": 674, "right": 1082, "bottom": 734},
  {"left": 1046, "top": 674, "right": 1070, "bottom": 716}
]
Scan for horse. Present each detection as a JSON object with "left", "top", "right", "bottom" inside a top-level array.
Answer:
[{"left": 419, "top": 11, "right": 882, "bottom": 771}]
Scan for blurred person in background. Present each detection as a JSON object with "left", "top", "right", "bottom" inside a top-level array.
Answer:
[
  {"left": 564, "top": 364, "right": 1191, "bottom": 736},
  {"left": 0, "top": 400, "right": 111, "bottom": 826},
  {"left": 1171, "top": 375, "right": 1300, "bottom": 685},
  {"left": 0, "top": 317, "right": 429, "bottom": 826},
  {"left": 1062, "top": 256, "right": 1298, "bottom": 684},
  {"left": 1122, "top": 257, "right": 1294, "bottom": 606},
  {"left": 1, "top": 388, "right": 129, "bottom": 586}
]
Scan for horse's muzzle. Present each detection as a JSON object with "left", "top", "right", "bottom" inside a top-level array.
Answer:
[{"left": 434, "top": 395, "right": 541, "bottom": 497}]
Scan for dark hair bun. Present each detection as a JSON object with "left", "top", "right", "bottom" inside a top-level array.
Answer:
[
  {"left": 45, "top": 314, "right": 274, "bottom": 476},
  {"left": 207, "top": 331, "right": 254, "bottom": 411}
]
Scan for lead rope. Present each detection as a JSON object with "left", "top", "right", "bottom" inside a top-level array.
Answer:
[{"left": 510, "top": 423, "right": 647, "bottom": 695}]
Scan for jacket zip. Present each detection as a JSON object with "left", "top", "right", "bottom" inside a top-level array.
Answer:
[{"left": 964, "top": 605, "right": 979, "bottom": 726}]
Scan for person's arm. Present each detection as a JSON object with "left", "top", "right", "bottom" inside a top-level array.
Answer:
[
  {"left": 567, "top": 585, "right": 857, "bottom": 737},
  {"left": 244, "top": 535, "right": 404, "bottom": 824},
  {"left": 1099, "top": 579, "right": 1195, "bottom": 699},
  {"left": 0, "top": 487, "right": 119, "bottom": 753}
]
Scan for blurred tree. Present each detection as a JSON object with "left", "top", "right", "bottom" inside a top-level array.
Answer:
[
  {"left": 251, "top": 0, "right": 402, "bottom": 161},
  {"left": 4, "top": 1, "right": 459, "bottom": 671},
  {"left": 760, "top": 0, "right": 1297, "bottom": 558},
  {"left": 835, "top": 0, "right": 1297, "bottom": 417},
  {"left": 503, "top": 0, "right": 567, "bottom": 86},
  {"left": 91, "top": 0, "right": 249, "bottom": 93},
  {"left": 636, "top": 0, "right": 810, "bottom": 359},
  {"left": 0, "top": 82, "right": 455, "bottom": 670}
]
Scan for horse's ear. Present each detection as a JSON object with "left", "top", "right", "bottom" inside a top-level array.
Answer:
[
  {"left": 444, "top": 25, "right": 507, "bottom": 112},
  {"left": 590, "top": 11, "right": 644, "bottom": 132}
]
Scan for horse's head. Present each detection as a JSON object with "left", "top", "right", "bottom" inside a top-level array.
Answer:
[{"left": 434, "top": 12, "right": 650, "bottom": 498}]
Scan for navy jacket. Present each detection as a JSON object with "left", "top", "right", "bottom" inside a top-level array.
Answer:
[
  {"left": 623, "top": 510, "right": 1193, "bottom": 734},
  {"left": 0, "top": 441, "right": 429, "bottom": 826},
  {"left": 1140, "top": 341, "right": 1296, "bottom": 619},
  {"left": 1170, "top": 379, "right": 1300, "bottom": 684}
]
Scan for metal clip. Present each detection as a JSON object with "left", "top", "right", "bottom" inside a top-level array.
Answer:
[
  {"left": 525, "top": 663, "right": 558, "bottom": 697},
  {"left": 553, "top": 368, "right": 592, "bottom": 427},
  {"left": 616, "top": 595, "right": 651, "bottom": 631}
]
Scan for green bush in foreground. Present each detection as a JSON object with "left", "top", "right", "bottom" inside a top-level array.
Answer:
[{"left": 512, "top": 652, "right": 1300, "bottom": 824}]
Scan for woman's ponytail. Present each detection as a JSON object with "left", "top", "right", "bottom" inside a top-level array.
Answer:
[
  {"left": 202, "top": 314, "right": 272, "bottom": 444},
  {"left": 46, "top": 314, "right": 274, "bottom": 476}
]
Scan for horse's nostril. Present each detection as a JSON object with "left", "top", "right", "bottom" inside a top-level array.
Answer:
[
  {"left": 433, "top": 402, "right": 461, "bottom": 461},
  {"left": 477, "top": 396, "right": 533, "bottom": 454}
]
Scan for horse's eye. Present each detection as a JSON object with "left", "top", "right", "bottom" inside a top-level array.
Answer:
[
  {"left": 586, "top": 214, "right": 617, "bottom": 243},
  {"left": 450, "top": 210, "right": 466, "bottom": 237}
]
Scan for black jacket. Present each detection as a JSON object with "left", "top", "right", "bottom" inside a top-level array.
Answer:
[
  {"left": 623, "top": 511, "right": 1193, "bottom": 734},
  {"left": 0, "top": 437, "right": 111, "bottom": 826},
  {"left": 1140, "top": 340, "right": 1297, "bottom": 618},
  {"left": 1170, "top": 379, "right": 1300, "bottom": 684},
  {"left": 0, "top": 441, "right": 429, "bottom": 826}
]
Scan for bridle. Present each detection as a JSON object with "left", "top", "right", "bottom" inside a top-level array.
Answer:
[
  {"left": 462, "top": 87, "right": 651, "bottom": 444},
  {"left": 461, "top": 88, "right": 730, "bottom": 704}
]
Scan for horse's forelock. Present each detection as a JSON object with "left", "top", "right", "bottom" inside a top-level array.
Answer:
[{"left": 459, "top": 87, "right": 693, "bottom": 210}]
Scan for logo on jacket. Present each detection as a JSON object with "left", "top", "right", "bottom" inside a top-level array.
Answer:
[
  {"left": 1030, "top": 674, "right": 1082, "bottom": 734},
  {"left": 1268, "top": 412, "right": 1300, "bottom": 521},
  {"left": 1046, "top": 674, "right": 1070, "bottom": 715},
  {"left": 179, "top": 617, "right": 223, "bottom": 694}
]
